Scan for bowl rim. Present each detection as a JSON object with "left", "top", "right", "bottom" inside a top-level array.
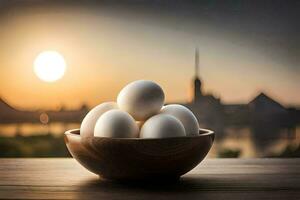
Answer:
[{"left": 65, "top": 128, "right": 214, "bottom": 140}]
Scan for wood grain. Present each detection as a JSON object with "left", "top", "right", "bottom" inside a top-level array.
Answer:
[{"left": 0, "top": 159, "right": 299, "bottom": 199}]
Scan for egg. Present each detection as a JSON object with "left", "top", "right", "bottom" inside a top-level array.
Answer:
[
  {"left": 117, "top": 80, "right": 165, "bottom": 121},
  {"left": 94, "top": 110, "right": 139, "bottom": 138},
  {"left": 160, "top": 104, "right": 199, "bottom": 136},
  {"left": 80, "top": 102, "right": 118, "bottom": 138},
  {"left": 140, "top": 114, "right": 185, "bottom": 138}
]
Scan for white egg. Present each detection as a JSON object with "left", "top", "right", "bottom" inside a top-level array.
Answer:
[
  {"left": 140, "top": 114, "right": 185, "bottom": 138},
  {"left": 160, "top": 104, "right": 199, "bottom": 136},
  {"left": 94, "top": 110, "right": 139, "bottom": 138},
  {"left": 80, "top": 102, "right": 118, "bottom": 138},
  {"left": 117, "top": 80, "right": 165, "bottom": 121}
]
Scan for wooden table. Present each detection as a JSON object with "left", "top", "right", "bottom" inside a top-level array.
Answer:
[{"left": 0, "top": 159, "right": 299, "bottom": 199}]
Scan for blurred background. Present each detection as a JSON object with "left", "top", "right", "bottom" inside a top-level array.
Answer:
[{"left": 0, "top": 0, "right": 299, "bottom": 158}]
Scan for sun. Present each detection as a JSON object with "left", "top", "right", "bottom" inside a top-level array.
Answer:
[{"left": 34, "top": 51, "right": 66, "bottom": 82}]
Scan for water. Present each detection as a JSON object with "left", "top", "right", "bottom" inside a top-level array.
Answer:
[
  {"left": 0, "top": 123, "right": 299, "bottom": 158},
  {"left": 209, "top": 126, "right": 299, "bottom": 158}
]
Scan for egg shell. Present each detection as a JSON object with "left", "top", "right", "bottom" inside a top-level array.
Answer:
[
  {"left": 160, "top": 104, "right": 199, "bottom": 136},
  {"left": 94, "top": 110, "right": 139, "bottom": 138},
  {"left": 80, "top": 102, "right": 118, "bottom": 138},
  {"left": 140, "top": 114, "right": 185, "bottom": 138},
  {"left": 117, "top": 80, "right": 165, "bottom": 121}
]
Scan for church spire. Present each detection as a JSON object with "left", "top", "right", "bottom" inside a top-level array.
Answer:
[
  {"left": 193, "top": 47, "right": 202, "bottom": 102},
  {"left": 195, "top": 47, "right": 199, "bottom": 78}
]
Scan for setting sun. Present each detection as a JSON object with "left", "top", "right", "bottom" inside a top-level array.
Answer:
[{"left": 34, "top": 51, "right": 66, "bottom": 82}]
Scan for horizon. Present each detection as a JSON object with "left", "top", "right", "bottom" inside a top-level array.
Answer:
[{"left": 1, "top": 87, "right": 299, "bottom": 111}]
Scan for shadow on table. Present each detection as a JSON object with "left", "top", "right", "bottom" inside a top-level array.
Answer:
[
  {"left": 75, "top": 176, "right": 226, "bottom": 199},
  {"left": 79, "top": 176, "right": 211, "bottom": 190},
  {"left": 75, "top": 171, "right": 299, "bottom": 199}
]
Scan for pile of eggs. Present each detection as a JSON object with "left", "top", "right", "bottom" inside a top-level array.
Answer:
[{"left": 80, "top": 80, "right": 200, "bottom": 139}]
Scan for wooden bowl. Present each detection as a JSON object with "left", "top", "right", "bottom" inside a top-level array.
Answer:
[{"left": 64, "top": 129, "right": 214, "bottom": 181}]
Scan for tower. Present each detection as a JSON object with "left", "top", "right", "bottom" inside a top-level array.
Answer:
[{"left": 194, "top": 48, "right": 202, "bottom": 102}]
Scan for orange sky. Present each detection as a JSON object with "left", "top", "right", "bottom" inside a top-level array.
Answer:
[{"left": 0, "top": 5, "right": 299, "bottom": 110}]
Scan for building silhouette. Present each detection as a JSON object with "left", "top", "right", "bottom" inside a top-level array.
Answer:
[
  {"left": 171, "top": 49, "right": 299, "bottom": 134},
  {"left": 184, "top": 48, "right": 224, "bottom": 132}
]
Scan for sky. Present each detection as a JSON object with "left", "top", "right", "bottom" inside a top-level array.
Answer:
[{"left": 0, "top": 0, "right": 299, "bottom": 110}]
